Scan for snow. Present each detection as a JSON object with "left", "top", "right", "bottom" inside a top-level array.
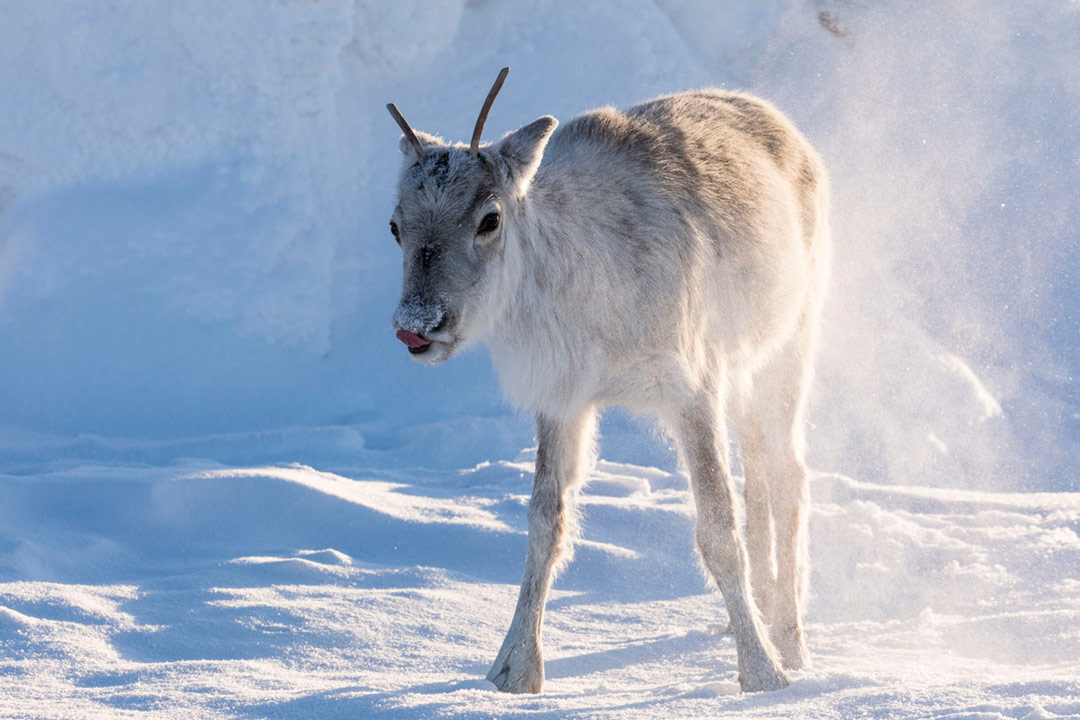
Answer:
[
  {"left": 2, "top": 462, "right": 1079, "bottom": 718},
  {"left": 1, "top": 0, "right": 1079, "bottom": 718}
]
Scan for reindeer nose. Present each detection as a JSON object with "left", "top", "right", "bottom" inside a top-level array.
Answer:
[{"left": 396, "top": 329, "right": 432, "bottom": 349}]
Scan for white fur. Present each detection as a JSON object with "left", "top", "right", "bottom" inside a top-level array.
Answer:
[{"left": 389, "top": 88, "right": 830, "bottom": 693}]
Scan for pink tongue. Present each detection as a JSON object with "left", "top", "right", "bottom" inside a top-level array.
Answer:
[{"left": 396, "top": 329, "right": 432, "bottom": 349}]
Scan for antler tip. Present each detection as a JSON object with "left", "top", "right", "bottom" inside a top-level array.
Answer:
[
  {"left": 470, "top": 67, "right": 512, "bottom": 153},
  {"left": 387, "top": 103, "right": 426, "bottom": 163}
]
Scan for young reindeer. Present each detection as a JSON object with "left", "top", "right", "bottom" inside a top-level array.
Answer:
[{"left": 386, "top": 68, "right": 830, "bottom": 693}]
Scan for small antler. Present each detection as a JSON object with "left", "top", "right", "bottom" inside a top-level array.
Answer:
[
  {"left": 387, "top": 103, "right": 425, "bottom": 163},
  {"left": 470, "top": 67, "right": 510, "bottom": 154}
]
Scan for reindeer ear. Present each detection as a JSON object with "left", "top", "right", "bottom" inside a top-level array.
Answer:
[
  {"left": 495, "top": 116, "right": 558, "bottom": 195},
  {"left": 399, "top": 130, "right": 445, "bottom": 159}
]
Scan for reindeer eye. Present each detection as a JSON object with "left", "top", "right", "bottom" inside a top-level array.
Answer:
[
  {"left": 478, "top": 212, "right": 500, "bottom": 234},
  {"left": 389, "top": 221, "right": 400, "bottom": 243}
]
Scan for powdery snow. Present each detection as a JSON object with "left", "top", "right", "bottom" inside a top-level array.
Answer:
[
  {"left": 1, "top": 462, "right": 1078, "bottom": 718},
  {"left": 1, "top": 0, "right": 1079, "bottom": 718}
]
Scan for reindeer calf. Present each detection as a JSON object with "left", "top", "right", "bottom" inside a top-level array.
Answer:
[{"left": 386, "top": 69, "right": 830, "bottom": 693}]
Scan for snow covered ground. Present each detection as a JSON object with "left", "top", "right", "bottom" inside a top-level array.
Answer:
[
  {"left": 2, "top": 461, "right": 1079, "bottom": 718},
  {"left": 1, "top": 1, "right": 1078, "bottom": 718}
]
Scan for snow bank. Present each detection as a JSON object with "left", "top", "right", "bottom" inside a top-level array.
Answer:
[{"left": 1, "top": 0, "right": 1074, "bottom": 490}]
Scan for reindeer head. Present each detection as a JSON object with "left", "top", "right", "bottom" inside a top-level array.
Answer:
[{"left": 386, "top": 68, "right": 557, "bottom": 364}]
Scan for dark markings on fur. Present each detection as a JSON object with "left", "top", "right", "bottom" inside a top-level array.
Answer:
[
  {"left": 669, "top": 92, "right": 799, "bottom": 170},
  {"left": 425, "top": 152, "right": 452, "bottom": 189},
  {"left": 467, "top": 188, "right": 496, "bottom": 221},
  {"left": 716, "top": 95, "right": 790, "bottom": 166},
  {"left": 679, "top": 92, "right": 825, "bottom": 252},
  {"left": 796, "top": 158, "right": 819, "bottom": 247},
  {"left": 534, "top": 415, "right": 559, "bottom": 480}
]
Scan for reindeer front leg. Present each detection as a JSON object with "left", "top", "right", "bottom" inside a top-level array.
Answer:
[{"left": 488, "top": 407, "right": 596, "bottom": 694}]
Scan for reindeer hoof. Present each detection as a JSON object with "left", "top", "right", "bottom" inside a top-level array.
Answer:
[
  {"left": 739, "top": 661, "right": 790, "bottom": 692},
  {"left": 487, "top": 642, "right": 544, "bottom": 694}
]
